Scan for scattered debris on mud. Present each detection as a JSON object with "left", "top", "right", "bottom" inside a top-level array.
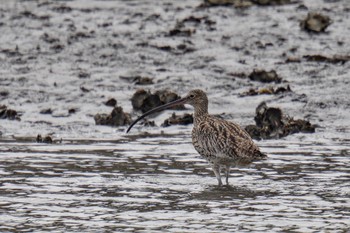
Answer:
[
  {"left": 286, "top": 55, "right": 350, "bottom": 64},
  {"left": 245, "top": 102, "right": 316, "bottom": 140},
  {"left": 240, "top": 85, "right": 292, "bottom": 97},
  {"left": 80, "top": 86, "right": 91, "bottom": 93},
  {"left": 39, "top": 108, "right": 77, "bottom": 116},
  {"left": 36, "top": 134, "right": 53, "bottom": 143},
  {"left": 168, "top": 15, "right": 216, "bottom": 36},
  {"left": 0, "top": 105, "right": 20, "bottom": 121},
  {"left": 248, "top": 69, "right": 282, "bottom": 83},
  {"left": 40, "top": 108, "right": 53, "bottom": 115},
  {"left": 131, "top": 89, "right": 185, "bottom": 113},
  {"left": 161, "top": 113, "right": 194, "bottom": 127},
  {"left": 120, "top": 75, "right": 154, "bottom": 85},
  {"left": 169, "top": 24, "right": 195, "bottom": 37},
  {"left": 201, "top": 0, "right": 291, "bottom": 8},
  {"left": 149, "top": 42, "right": 196, "bottom": 55},
  {"left": 253, "top": 0, "right": 291, "bottom": 5},
  {"left": 300, "top": 12, "right": 331, "bottom": 33},
  {"left": 94, "top": 106, "right": 131, "bottom": 127},
  {"left": 77, "top": 70, "right": 91, "bottom": 79},
  {"left": 303, "top": 55, "right": 350, "bottom": 64}
]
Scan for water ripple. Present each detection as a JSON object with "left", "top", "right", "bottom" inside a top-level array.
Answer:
[{"left": 0, "top": 136, "right": 349, "bottom": 232}]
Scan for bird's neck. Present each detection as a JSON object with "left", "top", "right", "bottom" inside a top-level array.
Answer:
[{"left": 193, "top": 105, "right": 208, "bottom": 125}]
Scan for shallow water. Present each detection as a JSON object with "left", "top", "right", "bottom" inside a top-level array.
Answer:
[
  {"left": 1, "top": 0, "right": 350, "bottom": 232},
  {"left": 0, "top": 134, "right": 349, "bottom": 232}
]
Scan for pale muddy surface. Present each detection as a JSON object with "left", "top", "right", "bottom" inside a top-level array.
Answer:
[{"left": 0, "top": 0, "right": 350, "bottom": 232}]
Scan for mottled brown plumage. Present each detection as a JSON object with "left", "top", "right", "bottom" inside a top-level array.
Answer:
[{"left": 127, "top": 89, "right": 267, "bottom": 186}]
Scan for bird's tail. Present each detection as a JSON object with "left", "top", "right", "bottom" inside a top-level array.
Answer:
[{"left": 254, "top": 150, "right": 268, "bottom": 160}]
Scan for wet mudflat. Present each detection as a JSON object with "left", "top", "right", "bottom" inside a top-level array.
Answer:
[{"left": 0, "top": 0, "right": 350, "bottom": 232}]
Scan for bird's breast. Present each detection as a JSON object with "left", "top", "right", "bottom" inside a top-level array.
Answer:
[{"left": 192, "top": 126, "right": 223, "bottom": 163}]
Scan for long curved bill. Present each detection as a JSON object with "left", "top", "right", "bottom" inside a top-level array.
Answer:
[{"left": 126, "top": 97, "right": 188, "bottom": 133}]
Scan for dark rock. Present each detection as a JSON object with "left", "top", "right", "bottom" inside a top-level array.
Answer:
[
  {"left": 248, "top": 69, "right": 282, "bottom": 83},
  {"left": 94, "top": 106, "right": 131, "bottom": 127},
  {"left": 105, "top": 98, "right": 117, "bottom": 107},
  {"left": 245, "top": 102, "right": 316, "bottom": 140},
  {"left": 156, "top": 90, "right": 186, "bottom": 110},
  {"left": 132, "top": 91, "right": 162, "bottom": 113},
  {"left": 131, "top": 89, "right": 150, "bottom": 111},
  {"left": 36, "top": 134, "right": 53, "bottom": 143},
  {"left": 142, "top": 94, "right": 162, "bottom": 113},
  {"left": 285, "top": 119, "right": 316, "bottom": 134},
  {"left": 161, "top": 113, "right": 193, "bottom": 127},
  {"left": 244, "top": 125, "right": 262, "bottom": 140},
  {"left": 254, "top": 102, "right": 283, "bottom": 131},
  {"left": 36, "top": 134, "right": 42, "bottom": 143},
  {"left": 0, "top": 105, "right": 20, "bottom": 121},
  {"left": 300, "top": 12, "right": 331, "bottom": 33},
  {"left": 131, "top": 89, "right": 185, "bottom": 113}
]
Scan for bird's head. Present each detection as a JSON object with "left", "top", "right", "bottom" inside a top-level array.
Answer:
[
  {"left": 126, "top": 89, "right": 208, "bottom": 133},
  {"left": 183, "top": 89, "right": 208, "bottom": 108}
]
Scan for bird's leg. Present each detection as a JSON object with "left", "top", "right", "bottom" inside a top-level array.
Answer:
[
  {"left": 212, "top": 164, "right": 222, "bottom": 186},
  {"left": 225, "top": 165, "right": 230, "bottom": 185}
]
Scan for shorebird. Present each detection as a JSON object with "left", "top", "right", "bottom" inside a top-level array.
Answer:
[{"left": 127, "top": 89, "right": 267, "bottom": 186}]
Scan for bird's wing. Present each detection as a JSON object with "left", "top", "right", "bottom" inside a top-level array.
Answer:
[{"left": 194, "top": 117, "right": 264, "bottom": 162}]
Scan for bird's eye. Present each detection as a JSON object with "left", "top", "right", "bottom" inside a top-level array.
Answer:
[{"left": 189, "top": 94, "right": 195, "bottom": 99}]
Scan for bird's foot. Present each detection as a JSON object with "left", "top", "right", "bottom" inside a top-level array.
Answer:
[{"left": 217, "top": 179, "right": 223, "bottom": 187}]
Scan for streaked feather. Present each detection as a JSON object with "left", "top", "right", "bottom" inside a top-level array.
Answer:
[{"left": 192, "top": 115, "right": 266, "bottom": 166}]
